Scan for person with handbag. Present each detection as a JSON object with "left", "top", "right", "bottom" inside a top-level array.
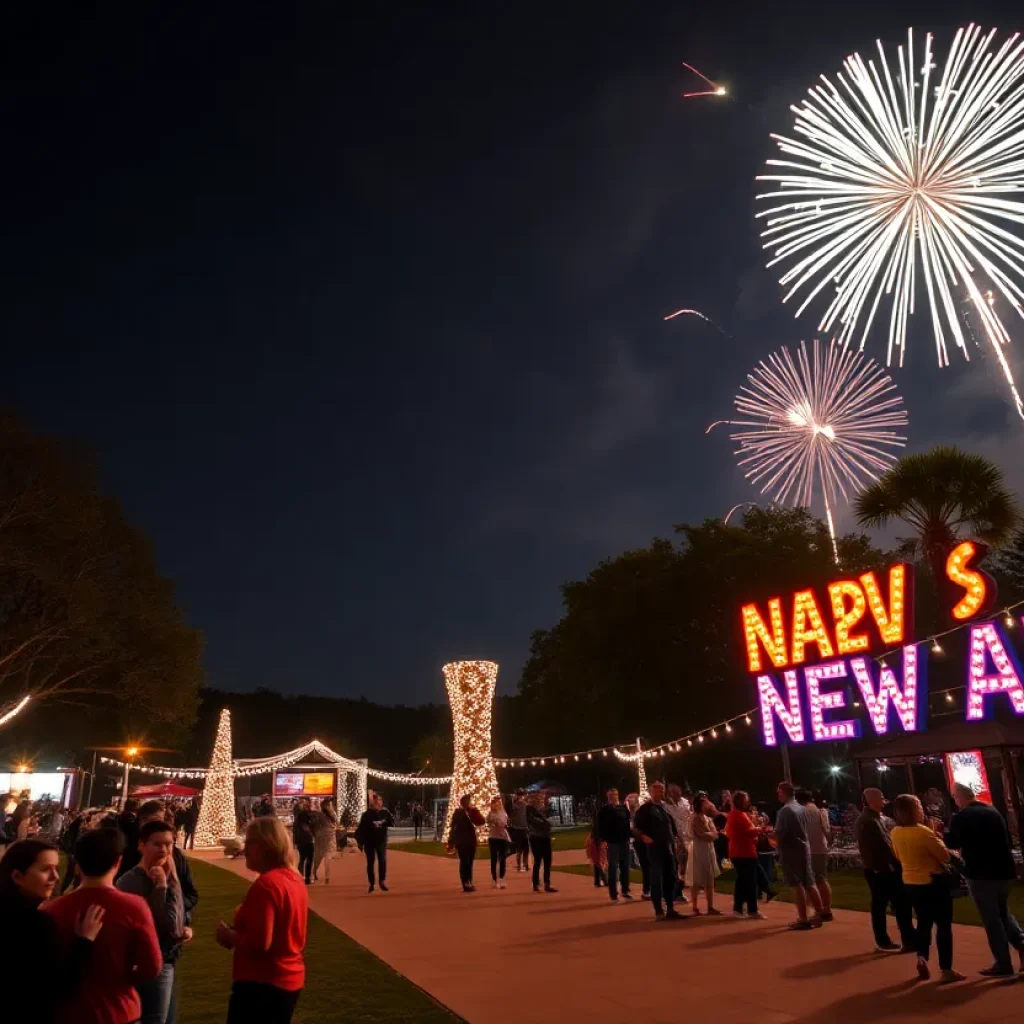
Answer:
[
  {"left": 946, "top": 782, "right": 1024, "bottom": 977},
  {"left": 890, "top": 794, "right": 965, "bottom": 984}
]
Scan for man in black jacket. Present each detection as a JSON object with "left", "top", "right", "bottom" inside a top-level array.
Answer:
[
  {"left": 855, "top": 788, "right": 913, "bottom": 952},
  {"left": 596, "top": 788, "right": 634, "bottom": 904},
  {"left": 946, "top": 782, "right": 1023, "bottom": 976},
  {"left": 633, "top": 782, "right": 683, "bottom": 921},
  {"left": 356, "top": 793, "right": 395, "bottom": 893}
]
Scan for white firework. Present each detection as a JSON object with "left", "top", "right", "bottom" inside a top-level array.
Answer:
[
  {"left": 756, "top": 24, "right": 1024, "bottom": 421},
  {"left": 719, "top": 339, "right": 908, "bottom": 561}
]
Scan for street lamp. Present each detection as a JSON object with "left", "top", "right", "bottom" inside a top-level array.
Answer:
[{"left": 120, "top": 746, "right": 139, "bottom": 806}]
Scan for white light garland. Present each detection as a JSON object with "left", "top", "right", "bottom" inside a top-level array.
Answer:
[
  {"left": 443, "top": 661, "right": 500, "bottom": 842},
  {"left": 194, "top": 709, "right": 238, "bottom": 848}
]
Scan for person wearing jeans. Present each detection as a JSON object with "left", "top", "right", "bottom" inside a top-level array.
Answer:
[
  {"left": 597, "top": 788, "right": 633, "bottom": 903},
  {"left": 856, "top": 788, "right": 914, "bottom": 951},
  {"left": 890, "top": 794, "right": 964, "bottom": 983},
  {"left": 634, "top": 782, "right": 683, "bottom": 921},
  {"left": 526, "top": 795, "right": 557, "bottom": 893},
  {"left": 946, "top": 782, "right": 1024, "bottom": 976},
  {"left": 117, "top": 819, "right": 190, "bottom": 1024},
  {"left": 726, "top": 791, "right": 764, "bottom": 919},
  {"left": 447, "top": 794, "right": 485, "bottom": 892},
  {"left": 355, "top": 794, "right": 394, "bottom": 893},
  {"left": 485, "top": 796, "right": 510, "bottom": 889}
]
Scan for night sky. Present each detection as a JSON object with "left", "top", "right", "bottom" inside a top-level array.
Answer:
[{"left": 4, "top": 1, "right": 1021, "bottom": 705}]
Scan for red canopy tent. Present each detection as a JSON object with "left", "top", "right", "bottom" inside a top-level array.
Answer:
[{"left": 129, "top": 782, "right": 199, "bottom": 798}]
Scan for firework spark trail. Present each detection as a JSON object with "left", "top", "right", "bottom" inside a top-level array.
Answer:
[
  {"left": 722, "top": 339, "right": 908, "bottom": 562},
  {"left": 681, "top": 62, "right": 726, "bottom": 99},
  {"left": 664, "top": 308, "right": 731, "bottom": 335},
  {"left": 755, "top": 24, "right": 1024, "bottom": 421}
]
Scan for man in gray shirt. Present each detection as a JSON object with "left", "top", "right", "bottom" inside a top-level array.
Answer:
[
  {"left": 117, "top": 819, "right": 190, "bottom": 1023},
  {"left": 774, "top": 781, "right": 825, "bottom": 931}
]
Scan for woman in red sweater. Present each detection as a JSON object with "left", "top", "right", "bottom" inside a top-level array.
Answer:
[
  {"left": 216, "top": 817, "right": 309, "bottom": 1023},
  {"left": 726, "top": 791, "right": 766, "bottom": 920}
]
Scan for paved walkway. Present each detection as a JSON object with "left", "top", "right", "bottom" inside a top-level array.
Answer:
[{"left": 194, "top": 848, "right": 1024, "bottom": 1023}]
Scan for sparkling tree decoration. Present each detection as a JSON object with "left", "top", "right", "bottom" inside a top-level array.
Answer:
[
  {"left": 194, "top": 708, "right": 238, "bottom": 848},
  {"left": 443, "top": 661, "right": 500, "bottom": 842}
]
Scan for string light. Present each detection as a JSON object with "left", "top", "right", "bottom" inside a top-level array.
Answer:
[
  {"left": 442, "top": 661, "right": 500, "bottom": 842},
  {"left": 194, "top": 709, "right": 238, "bottom": 848},
  {"left": 945, "top": 693, "right": 955, "bottom": 704},
  {"left": 932, "top": 639, "right": 943, "bottom": 654}
]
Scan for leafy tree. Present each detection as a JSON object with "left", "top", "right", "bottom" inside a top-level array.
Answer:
[
  {"left": 410, "top": 732, "right": 453, "bottom": 775},
  {"left": 854, "top": 446, "right": 1019, "bottom": 588},
  {"left": 0, "top": 413, "right": 202, "bottom": 732},
  {"left": 516, "top": 506, "right": 895, "bottom": 757},
  {"left": 992, "top": 526, "right": 1024, "bottom": 607}
]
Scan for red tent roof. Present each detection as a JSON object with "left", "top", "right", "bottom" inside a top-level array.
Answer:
[{"left": 129, "top": 782, "right": 199, "bottom": 798}]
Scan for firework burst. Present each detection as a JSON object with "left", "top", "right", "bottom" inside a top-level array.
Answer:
[
  {"left": 756, "top": 24, "right": 1024, "bottom": 420},
  {"left": 717, "top": 339, "right": 908, "bottom": 561}
]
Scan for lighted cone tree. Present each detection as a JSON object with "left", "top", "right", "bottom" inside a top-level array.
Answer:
[
  {"left": 443, "top": 660, "right": 500, "bottom": 842},
  {"left": 194, "top": 708, "right": 238, "bottom": 848}
]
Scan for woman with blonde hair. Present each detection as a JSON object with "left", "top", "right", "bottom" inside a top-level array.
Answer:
[
  {"left": 216, "top": 817, "right": 310, "bottom": 1023},
  {"left": 890, "top": 794, "right": 964, "bottom": 984}
]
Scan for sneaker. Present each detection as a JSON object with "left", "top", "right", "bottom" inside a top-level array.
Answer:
[
  {"left": 788, "top": 919, "right": 813, "bottom": 931},
  {"left": 874, "top": 942, "right": 901, "bottom": 953},
  {"left": 654, "top": 911, "right": 667, "bottom": 921},
  {"left": 752, "top": 911, "right": 768, "bottom": 919},
  {"left": 979, "top": 965, "right": 1015, "bottom": 977},
  {"left": 641, "top": 891, "right": 651, "bottom": 900},
  {"left": 665, "top": 910, "right": 685, "bottom": 920},
  {"left": 916, "top": 957, "right": 930, "bottom": 981},
  {"left": 706, "top": 907, "right": 722, "bottom": 916},
  {"left": 544, "top": 886, "right": 558, "bottom": 893},
  {"left": 820, "top": 910, "right": 834, "bottom": 922},
  {"left": 379, "top": 883, "right": 389, "bottom": 892},
  {"left": 610, "top": 897, "right": 619, "bottom": 904},
  {"left": 621, "top": 893, "right": 634, "bottom": 901},
  {"left": 492, "top": 882, "right": 500, "bottom": 889},
  {"left": 809, "top": 914, "right": 824, "bottom": 928},
  {"left": 499, "top": 879, "right": 506, "bottom": 889},
  {"left": 939, "top": 969, "right": 966, "bottom": 984},
  {"left": 731, "top": 910, "right": 748, "bottom": 919},
  {"left": 368, "top": 884, "right": 375, "bottom": 893},
  {"left": 534, "top": 885, "right": 541, "bottom": 892}
]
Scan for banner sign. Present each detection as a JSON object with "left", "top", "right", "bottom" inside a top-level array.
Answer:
[{"left": 742, "top": 541, "right": 1023, "bottom": 746}]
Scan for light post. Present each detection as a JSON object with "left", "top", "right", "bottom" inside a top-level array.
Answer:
[{"left": 120, "top": 747, "right": 138, "bottom": 807}]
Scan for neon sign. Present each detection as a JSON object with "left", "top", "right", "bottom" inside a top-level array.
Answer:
[{"left": 743, "top": 550, "right": 1022, "bottom": 746}]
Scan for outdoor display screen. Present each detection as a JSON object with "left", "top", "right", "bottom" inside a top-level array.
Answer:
[{"left": 273, "top": 771, "right": 335, "bottom": 796}]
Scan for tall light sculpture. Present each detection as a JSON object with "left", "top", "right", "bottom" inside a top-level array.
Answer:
[
  {"left": 443, "top": 660, "right": 500, "bottom": 842},
  {"left": 194, "top": 708, "right": 238, "bottom": 848}
]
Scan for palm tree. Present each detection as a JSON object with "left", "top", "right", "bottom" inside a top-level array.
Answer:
[{"left": 854, "top": 446, "right": 1019, "bottom": 584}]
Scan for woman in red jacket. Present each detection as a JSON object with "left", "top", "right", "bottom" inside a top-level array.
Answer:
[
  {"left": 216, "top": 817, "right": 309, "bottom": 1023},
  {"left": 726, "top": 791, "right": 766, "bottom": 920}
]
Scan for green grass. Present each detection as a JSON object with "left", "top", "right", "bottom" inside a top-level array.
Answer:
[
  {"left": 552, "top": 861, "right": 1024, "bottom": 926},
  {"left": 177, "top": 859, "right": 458, "bottom": 1024},
  {"left": 400, "top": 826, "right": 589, "bottom": 859}
]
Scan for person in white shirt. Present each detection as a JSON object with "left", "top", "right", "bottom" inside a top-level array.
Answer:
[
  {"left": 486, "top": 796, "right": 511, "bottom": 889},
  {"left": 665, "top": 785, "right": 692, "bottom": 903},
  {"left": 796, "top": 789, "right": 833, "bottom": 919}
]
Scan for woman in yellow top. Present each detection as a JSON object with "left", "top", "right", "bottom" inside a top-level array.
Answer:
[{"left": 890, "top": 794, "right": 964, "bottom": 984}]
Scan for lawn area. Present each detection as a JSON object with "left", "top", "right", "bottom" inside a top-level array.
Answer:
[
  {"left": 552, "top": 861, "right": 1024, "bottom": 927},
  {"left": 177, "top": 859, "right": 458, "bottom": 1024},
  {"left": 400, "top": 825, "right": 589, "bottom": 859}
]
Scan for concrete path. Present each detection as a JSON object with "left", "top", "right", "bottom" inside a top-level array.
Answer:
[{"left": 194, "top": 848, "right": 1024, "bottom": 1023}]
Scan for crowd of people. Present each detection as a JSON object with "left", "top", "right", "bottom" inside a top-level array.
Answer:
[{"left": 0, "top": 772, "right": 1020, "bottom": 1024}]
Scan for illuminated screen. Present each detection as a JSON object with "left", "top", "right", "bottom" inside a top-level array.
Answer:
[
  {"left": 303, "top": 773, "right": 334, "bottom": 795},
  {"left": 274, "top": 773, "right": 305, "bottom": 796}
]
